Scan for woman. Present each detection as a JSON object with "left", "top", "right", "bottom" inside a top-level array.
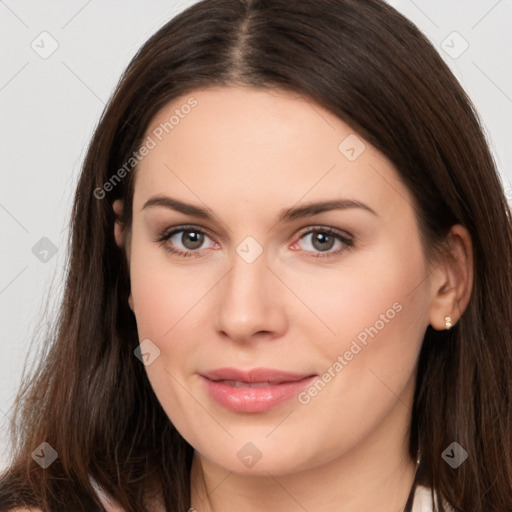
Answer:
[{"left": 1, "top": 0, "right": 511, "bottom": 511}]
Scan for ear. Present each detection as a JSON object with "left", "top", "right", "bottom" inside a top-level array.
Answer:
[
  {"left": 113, "top": 198, "right": 131, "bottom": 260},
  {"left": 113, "top": 199, "right": 125, "bottom": 248},
  {"left": 113, "top": 199, "right": 134, "bottom": 312},
  {"left": 428, "top": 224, "right": 473, "bottom": 330}
]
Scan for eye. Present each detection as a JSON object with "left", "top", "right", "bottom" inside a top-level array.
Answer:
[
  {"left": 155, "top": 225, "right": 354, "bottom": 259},
  {"left": 292, "top": 227, "right": 354, "bottom": 258},
  {"left": 155, "top": 225, "right": 217, "bottom": 258}
]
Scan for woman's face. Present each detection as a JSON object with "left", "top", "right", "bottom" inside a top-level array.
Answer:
[{"left": 117, "top": 86, "right": 439, "bottom": 475}]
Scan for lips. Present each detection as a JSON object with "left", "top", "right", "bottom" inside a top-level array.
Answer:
[
  {"left": 200, "top": 367, "right": 317, "bottom": 413},
  {"left": 201, "top": 367, "right": 314, "bottom": 384},
  {"left": 216, "top": 380, "right": 280, "bottom": 388}
]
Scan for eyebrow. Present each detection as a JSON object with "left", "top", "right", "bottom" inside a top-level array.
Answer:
[{"left": 141, "top": 195, "right": 378, "bottom": 222}]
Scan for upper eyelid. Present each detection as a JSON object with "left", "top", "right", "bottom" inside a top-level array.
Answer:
[
  {"left": 299, "top": 225, "right": 352, "bottom": 238},
  {"left": 160, "top": 224, "right": 213, "bottom": 240}
]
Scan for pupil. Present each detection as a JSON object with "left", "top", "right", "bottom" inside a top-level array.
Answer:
[
  {"left": 183, "top": 231, "right": 203, "bottom": 249},
  {"left": 313, "top": 232, "right": 334, "bottom": 251}
]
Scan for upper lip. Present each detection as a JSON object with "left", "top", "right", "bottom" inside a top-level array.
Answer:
[{"left": 201, "top": 367, "right": 316, "bottom": 384}]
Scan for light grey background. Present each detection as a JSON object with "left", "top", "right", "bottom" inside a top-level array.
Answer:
[{"left": 1, "top": 0, "right": 511, "bottom": 470}]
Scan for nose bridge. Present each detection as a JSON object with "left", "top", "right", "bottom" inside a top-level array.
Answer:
[
  {"left": 215, "top": 240, "right": 287, "bottom": 341},
  {"left": 236, "top": 241, "right": 268, "bottom": 287},
  {"left": 224, "top": 243, "right": 271, "bottom": 311}
]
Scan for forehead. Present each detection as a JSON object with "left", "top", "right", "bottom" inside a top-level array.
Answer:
[
  {"left": 142, "top": 86, "right": 354, "bottom": 169},
  {"left": 133, "top": 86, "right": 412, "bottom": 220}
]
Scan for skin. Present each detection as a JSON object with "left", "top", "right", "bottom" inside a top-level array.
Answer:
[{"left": 113, "top": 86, "right": 473, "bottom": 512}]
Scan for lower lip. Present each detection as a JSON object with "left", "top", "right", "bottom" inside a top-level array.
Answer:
[{"left": 201, "top": 375, "right": 317, "bottom": 413}]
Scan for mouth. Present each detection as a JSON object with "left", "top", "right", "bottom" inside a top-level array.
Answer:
[
  {"left": 213, "top": 380, "right": 291, "bottom": 388},
  {"left": 200, "top": 368, "right": 317, "bottom": 413},
  {"left": 201, "top": 367, "right": 315, "bottom": 384}
]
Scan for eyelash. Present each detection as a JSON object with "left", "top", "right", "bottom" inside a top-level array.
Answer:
[{"left": 155, "top": 224, "right": 355, "bottom": 259}]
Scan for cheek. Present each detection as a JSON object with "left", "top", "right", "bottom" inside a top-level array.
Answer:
[
  {"left": 129, "top": 234, "right": 211, "bottom": 339},
  {"left": 289, "top": 237, "right": 429, "bottom": 418},
  {"left": 127, "top": 241, "right": 209, "bottom": 435},
  {"left": 128, "top": 235, "right": 220, "bottom": 406},
  {"left": 287, "top": 238, "right": 428, "bottom": 356},
  {"left": 287, "top": 302, "right": 425, "bottom": 467}
]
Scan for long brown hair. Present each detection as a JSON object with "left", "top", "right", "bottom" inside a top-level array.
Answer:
[{"left": 1, "top": 0, "right": 511, "bottom": 510}]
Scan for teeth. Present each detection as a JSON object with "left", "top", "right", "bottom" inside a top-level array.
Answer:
[{"left": 219, "top": 380, "right": 278, "bottom": 388}]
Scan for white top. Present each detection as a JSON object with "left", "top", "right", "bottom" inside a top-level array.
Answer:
[
  {"left": 412, "top": 484, "right": 456, "bottom": 512},
  {"left": 412, "top": 484, "right": 438, "bottom": 511},
  {"left": 89, "top": 476, "right": 449, "bottom": 512}
]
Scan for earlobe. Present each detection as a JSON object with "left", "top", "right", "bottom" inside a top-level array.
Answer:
[
  {"left": 428, "top": 288, "right": 460, "bottom": 331},
  {"left": 428, "top": 224, "right": 473, "bottom": 331},
  {"left": 113, "top": 199, "right": 125, "bottom": 248}
]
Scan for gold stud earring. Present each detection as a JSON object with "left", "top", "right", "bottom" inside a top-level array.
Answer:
[{"left": 444, "top": 315, "right": 452, "bottom": 330}]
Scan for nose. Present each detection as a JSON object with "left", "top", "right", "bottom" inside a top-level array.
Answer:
[{"left": 215, "top": 247, "right": 288, "bottom": 344}]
